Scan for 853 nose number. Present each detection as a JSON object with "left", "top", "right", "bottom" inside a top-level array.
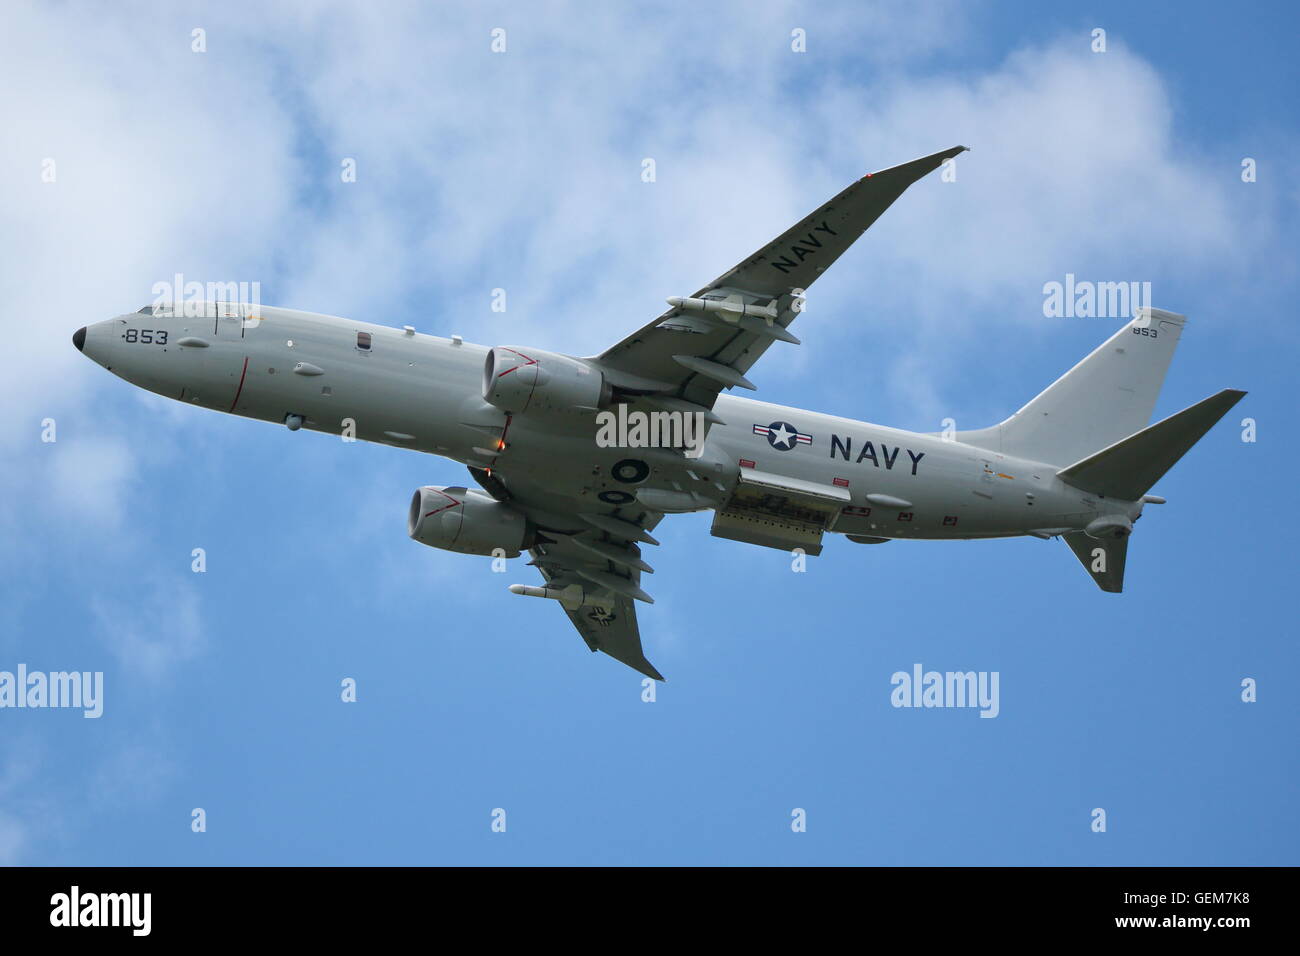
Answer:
[{"left": 123, "top": 329, "right": 168, "bottom": 344}]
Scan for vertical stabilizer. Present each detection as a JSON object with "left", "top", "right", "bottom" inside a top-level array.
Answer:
[{"left": 958, "top": 308, "right": 1187, "bottom": 466}]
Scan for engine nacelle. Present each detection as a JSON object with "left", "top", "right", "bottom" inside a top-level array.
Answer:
[
  {"left": 482, "top": 346, "right": 608, "bottom": 415},
  {"left": 408, "top": 486, "right": 526, "bottom": 557}
]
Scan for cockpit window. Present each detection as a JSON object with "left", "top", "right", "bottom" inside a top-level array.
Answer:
[
  {"left": 137, "top": 305, "right": 154, "bottom": 315},
  {"left": 356, "top": 331, "right": 372, "bottom": 351}
]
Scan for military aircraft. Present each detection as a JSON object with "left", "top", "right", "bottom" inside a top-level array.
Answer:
[{"left": 73, "top": 146, "right": 1244, "bottom": 679}]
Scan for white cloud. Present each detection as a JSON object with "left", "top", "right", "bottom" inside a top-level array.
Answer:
[
  {"left": 91, "top": 581, "right": 206, "bottom": 682},
  {"left": 45, "top": 437, "right": 138, "bottom": 529}
]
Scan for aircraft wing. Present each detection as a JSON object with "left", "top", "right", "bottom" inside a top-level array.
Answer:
[
  {"left": 493, "top": 476, "right": 666, "bottom": 679},
  {"left": 592, "top": 145, "right": 967, "bottom": 410},
  {"left": 525, "top": 529, "right": 664, "bottom": 680},
  {"left": 549, "top": 584, "right": 663, "bottom": 681}
]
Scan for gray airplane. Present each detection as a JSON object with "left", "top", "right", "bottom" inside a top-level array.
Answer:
[{"left": 73, "top": 146, "right": 1244, "bottom": 679}]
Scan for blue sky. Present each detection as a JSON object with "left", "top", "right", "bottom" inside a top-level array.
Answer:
[{"left": 1, "top": 0, "right": 1296, "bottom": 865}]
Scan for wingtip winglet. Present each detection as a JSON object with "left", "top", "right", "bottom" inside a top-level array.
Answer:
[{"left": 867, "top": 144, "right": 969, "bottom": 181}]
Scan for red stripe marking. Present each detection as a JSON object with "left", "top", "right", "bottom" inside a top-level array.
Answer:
[
  {"left": 423, "top": 489, "right": 462, "bottom": 518},
  {"left": 495, "top": 348, "right": 537, "bottom": 380},
  {"left": 228, "top": 356, "right": 249, "bottom": 411}
]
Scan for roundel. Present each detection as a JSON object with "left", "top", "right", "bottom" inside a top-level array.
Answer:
[
  {"left": 760, "top": 420, "right": 808, "bottom": 451},
  {"left": 611, "top": 458, "right": 650, "bottom": 484},
  {"left": 598, "top": 490, "right": 636, "bottom": 505}
]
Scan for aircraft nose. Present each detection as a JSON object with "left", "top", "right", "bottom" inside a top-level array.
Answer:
[{"left": 73, "top": 326, "right": 87, "bottom": 352}]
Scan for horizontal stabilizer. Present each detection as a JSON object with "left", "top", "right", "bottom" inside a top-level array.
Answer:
[
  {"left": 1057, "top": 388, "right": 1246, "bottom": 500},
  {"left": 1063, "top": 532, "right": 1128, "bottom": 593}
]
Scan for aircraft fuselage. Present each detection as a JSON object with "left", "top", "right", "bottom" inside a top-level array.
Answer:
[{"left": 76, "top": 303, "right": 1132, "bottom": 546}]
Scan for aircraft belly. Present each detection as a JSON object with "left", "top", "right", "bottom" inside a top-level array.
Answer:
[{"left": 487, "top": 422, "right": 726, "bottom": 523}]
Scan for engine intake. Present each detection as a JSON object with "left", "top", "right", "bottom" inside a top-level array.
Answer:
[
  {"left": 408, "top": 486, "right": 526, "bottom": 557},
  {"left": 482, "top": 346, "right": 608, "bottom": 415}
]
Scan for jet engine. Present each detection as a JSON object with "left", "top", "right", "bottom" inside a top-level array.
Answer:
[
  {"left": 408, "top": 486, "right": 526, "bottom": 556},
  {"left": 482, "top": 346, "right": 609, "bottom": 415}
]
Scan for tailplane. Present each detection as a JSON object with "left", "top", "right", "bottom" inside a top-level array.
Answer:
[
  {"left": 1056, "top": 388, "right": 1246, "bottom": 500},
  {"left": 959, "top": 308, "right": 1188, "bottom": 466},
  {"left": 1056, "top": 387, "right": 1245, "bottom": 594}
]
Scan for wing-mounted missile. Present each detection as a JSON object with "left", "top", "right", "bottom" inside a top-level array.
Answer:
[
  {"left": 509, "top": 574, "right": 651, "bottom": 608},
  {"left": 508, "top": 583, "right": 607, "bottom": 610},
  {"left": 664, "top": 293, "right": 802, "bottom": 345}
]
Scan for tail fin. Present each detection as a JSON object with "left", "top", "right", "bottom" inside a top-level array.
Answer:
[
  {"left": 1063, "top": 532, "right": 1128, "bottom": 593},
  {"left": 958, "top": 308, "right": 1187, "bottom": 466},
  {"left": 1058, "top": 388, "right": 1244, "bottom": 594},
  {"left": 1057, "top": 389, "right": 1246, "bottom": 500}
]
